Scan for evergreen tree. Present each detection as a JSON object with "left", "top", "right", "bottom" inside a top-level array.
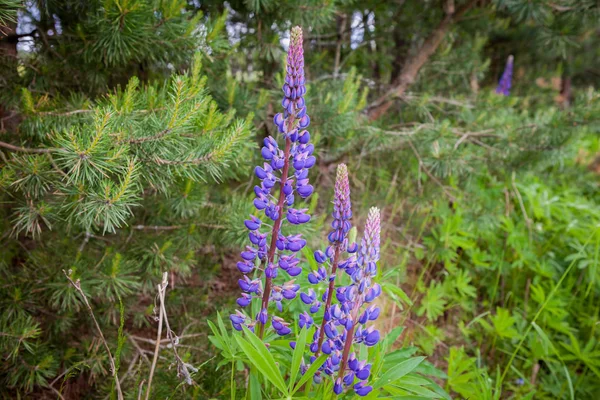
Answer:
[{"left": 0, "top": 1, "right": 252, "bottom": 396}]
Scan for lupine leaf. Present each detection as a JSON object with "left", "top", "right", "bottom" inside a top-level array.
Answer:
[
  {"left": 235, "top": 332, "right": 288, "bottom": 396},
  {"left": 289, "top": 328, "right": 308, "bottom": 390},
  {"left": 249, "top": 372, "right": 262, "bottom": 400},
  {"left": 383, "top": 282, "right": 413, "bottom": 307},
  {"left": 292, "top": 353, "right": 328, "bottom": 394},
  {"left": 374, "top": 356, "right": 426, "bottom": 390}
]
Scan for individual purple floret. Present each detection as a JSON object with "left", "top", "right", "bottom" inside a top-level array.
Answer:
[
  {"left": 496, "top": 55, "right": 514, "bottom": 96},
  {"left": 230, "top": 26, "right": 315, "bottom": 339}
]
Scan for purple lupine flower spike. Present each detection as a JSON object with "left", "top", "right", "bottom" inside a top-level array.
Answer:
[
  {"left": 231, "top": 26, "right": 315, "bottom": 339},
  {"left": 496, "top": 55, "right": 514, "bottom": 96},
  {"left": 332, "top": 207, "right": 380, "bottom": 396},
  {"left": 306, "top": 164, "right": 357, "bottom": 361},
  {"left": 328, "top": 164, "right": 352, "bottom": 245}
]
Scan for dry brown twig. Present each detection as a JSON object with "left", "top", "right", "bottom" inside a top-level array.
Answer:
[
  {"left": 145, "top": 272, "right": 197, "bottom": 400},
  {"left": 62, "top": 270, "right": 124, "bottom": 400}
]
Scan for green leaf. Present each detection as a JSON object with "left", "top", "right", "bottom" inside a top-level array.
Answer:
[
  {"left": 490, "top": 307, "right": 518, "bottom": 339},
  {"left": 374, "top": 357, "right": 426, "bottom": 390},
  {"left": 383, "top": 327, "right": 406, "bottom": 352},
  {"left": 249, "top": 372, "right": 262, "bottom": 400},
  {"left": 217, "top": 311, "right": 230, "bottom": 338},
  {"left": 531, "top": 322, "right": 574, "bottom": 400},
  {"left": 235, "top": 330, "right": 288, "bottom": 396},
  {"left": 289, "top": 328, "right": 308, "bottom": 390},
  {"left": 292, "top": 353, "right": 328, "bottom": 394},
  {"left": 383, "top": 282, "right": 413, "bottom": 307}
]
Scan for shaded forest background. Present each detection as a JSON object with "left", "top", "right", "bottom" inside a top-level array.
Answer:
[{"left": 1, "top": 0, "right": 600, "bottom": 398}]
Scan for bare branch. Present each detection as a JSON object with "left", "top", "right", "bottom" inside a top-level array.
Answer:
[
  {"left": 62, "top": 270, "right": 123, "bottom": 400},
  {"left": 132, "top": 223, "right": 225, "bottom": 230},
  {"left": 145, "top": 272, "right": 196, "bottom": 400},
  {"left": 0, "top": 140, "right": 56, "bottom": 153},
  {"left": 145, "top": 275, "right": 165, "bottom": 400}
]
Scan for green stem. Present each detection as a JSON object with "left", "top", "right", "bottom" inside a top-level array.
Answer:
[
  {"left": 230, "top": 361, "right": 235, "bottom": 400},
  {"left": 499, "top": 234, "right": 593, "bottom": 388}
]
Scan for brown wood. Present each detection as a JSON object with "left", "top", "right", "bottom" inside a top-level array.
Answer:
[{"left": 366, "top": 0, "right": 479, "bottom": 121}]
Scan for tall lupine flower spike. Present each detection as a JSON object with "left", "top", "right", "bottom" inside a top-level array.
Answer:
[
  {"left": 304, "top": 164, "right": 357, "bottom": 361},
  {"left": 231, "top": 26, "right": 315, "bottom": 339},
  {"left": 332, "top": 207, "right": 381, "bottom": 397},
  {"left": 496, "top": 55, "right": 514, "bottom": 96}
]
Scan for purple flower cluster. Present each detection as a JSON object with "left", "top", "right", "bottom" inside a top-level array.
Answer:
[
  {"left": 301, "top": 164, "right": 357, "bottom": 350},
  {"left": 300, "top": 165, "right": 382, "bottom": 397},
  {"left": 496, "top": 55, "right": 514, "bottom": 96},
  {"left": 231, "top": 26, "right": 315, "bottom": 338},
  {"left": 228, "top": 25, "right": 384, "bottom": 398},
  {"left": 332, "top": 207, "right": 382, "bottom": 396},
  {"left": 328, "top": 164, "right": 353, "bottom": 245}
]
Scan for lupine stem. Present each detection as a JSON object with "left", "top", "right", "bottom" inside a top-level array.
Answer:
[
  {"left": 337, "top": 298, "right": 362, "bottom": 380},
  {"left": 258, "top": 118, "right": 294, "bottom": 339},
  {"left": 337, "top": 323, "right": 355, "bottom": 381},
  {"left": 314, "top": 244, "right": 341, "bottom": 357}
]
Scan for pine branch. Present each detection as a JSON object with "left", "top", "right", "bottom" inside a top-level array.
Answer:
[
  {"left": 132, "top": 223, "right": 225, "bottom": 230},
  {"left": 152, "top": 154, "right": 212, "bottom": 165},
  {"left": 406, "top": 139, "right": 456, "bottom": 202},
  {"left": 126, "top": 129, "right": 172, "bottom": 144},
  {"left": 0, "top": 140, "right": 56, "bottom": 153}
]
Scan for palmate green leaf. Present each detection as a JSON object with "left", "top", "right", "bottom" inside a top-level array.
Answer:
[
  {"left": 209, "top": 313, "right": 238, "bottom": 360},
  {"left": 373, "top": 356, "right": 426, "bottom": 390},
  {"left": 292, "top": 353, "right": 328, "bottom": 395},
  {"left": 236, "top": 326, "right": 288, "bottom": 396},
  {"left": 289, "top": 328, "right": 308, "bottom": 391},
  {"left": 382, "top": 347, "right": 419, "bottom": 370},
  {"left": 416, "top": 282, "right": 447, "bottom": 322},
  {"left": 490, "top": 307, "right": 518, "bottom": 339},
  {"left": 208, "top": 321, "right": 227, "bottom": 351},
  {"left": 446, "top": 347, "right": 480, "bottom": 398}
]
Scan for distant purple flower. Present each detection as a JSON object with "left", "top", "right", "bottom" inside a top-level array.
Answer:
[
  {"left": 231, "top": 26, "right": 315, "bottom": 339},
  {"left": 496, "top": 55, "right": 514, "bottom": 96}
]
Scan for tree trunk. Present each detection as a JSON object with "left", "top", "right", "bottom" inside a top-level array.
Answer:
[{"left": 365, "top": 0, "right": 478, "bottom": 121}]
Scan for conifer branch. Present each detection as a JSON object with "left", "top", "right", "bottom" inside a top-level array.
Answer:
[
  {"left": 132, "top": 223, "right": 225, "bottom": 230},
  {"left": 126, "top": 129, "right": 172, "bottom": 144},
  {"left": 406, "top": 139, "right": 456, "bottom": 202},
  {"left": 152, "top": 154, "right": 212, "bottom": 165},
  {"left": 0, "top": 140, "right": 56, "bottom": 153}
]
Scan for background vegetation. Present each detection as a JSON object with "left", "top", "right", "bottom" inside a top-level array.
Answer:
[{"left": 1, "top": 0, "right": 599, "bottom": 398}]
